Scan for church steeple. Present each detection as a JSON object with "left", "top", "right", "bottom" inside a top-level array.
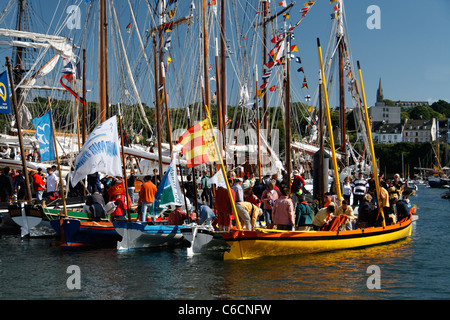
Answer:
[{"left": 376, "top": 78, "right": 384, "bottom": 103}]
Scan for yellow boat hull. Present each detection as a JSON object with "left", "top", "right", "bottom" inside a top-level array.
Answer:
[{"left": 223, "top": 218, "right": 413, "bottom": 260}]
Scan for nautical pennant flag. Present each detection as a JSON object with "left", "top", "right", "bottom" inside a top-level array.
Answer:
[
  {"left": 302, "top": 76, "right": 308, "bottom": 89},
  {"left": 151, "top": 154, "right": 184, "bottom": 216},
  {"left": 278, "top": 1, "right": 287, "bottom": 7},
  {"left": 71, "top": 116, "right": 122, "bottom": 187},
  {"left": 269, "top": 85, "right": 277, "bottom": 92},
  {"left": 305, "top": 95, "right": 311, "bottom": 102},
  {"left": 208, "top": 0, "right": 217, "bottom": 5},
  {"left": 177, "top": 119, "right": 219, "bottom": 168},
  {"left": 31, "top": 110, "right": 56, "bottom": 162},
  {"left": 60, "top": 73, "right": 86, "bottom": 106},
  {"left": 126, "top": 22, "right": 131, "bottom": 33},
  {"left": 0, "top": 71, "right": 11, "bottom": 114},
  {"left": 164, "top": 35, "right": 172, "bottom": 51},
  {"left": 168, "top": 7, "right": 177, "bottom": 20}
]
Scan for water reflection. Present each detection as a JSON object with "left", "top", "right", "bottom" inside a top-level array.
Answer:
[{"left": 209, "top": 239, "right": 415, "bottom": 299}]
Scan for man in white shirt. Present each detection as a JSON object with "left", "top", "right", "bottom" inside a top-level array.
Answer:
[{"left": 46, "top": 167, "right": 58, "bottom": 196}]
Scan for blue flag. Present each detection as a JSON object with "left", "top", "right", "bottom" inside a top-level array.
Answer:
[
  {"left": 0, "top": 71, "right": 11, "bottom": 114},
  {"left": 31, "top": 111, "right": 56, "bottom": 161}
]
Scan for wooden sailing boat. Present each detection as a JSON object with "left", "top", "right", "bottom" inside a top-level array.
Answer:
[
  {"left": 219, "top": 1, "right": 413, "bottom": 260},
  {"left": 221, "top": 39, "right": 413, "bottom": 259}
]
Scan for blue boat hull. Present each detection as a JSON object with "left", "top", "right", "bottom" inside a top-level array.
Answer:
[
  {"left": 50, "top": 218, "right": 121, "bottom": 246},
  {"left": 113, "top": 220, "right": 189, "bottom": 250}
]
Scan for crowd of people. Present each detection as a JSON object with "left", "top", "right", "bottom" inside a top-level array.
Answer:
[
  {"left": 181, "top": 169, "right": 412, "bottom": 232},
  {"left": 0, "top": 161, "right": 412, "bottom": 231},
  {"left": 0, "top": 166, "right": 61, "bottom": 203}
]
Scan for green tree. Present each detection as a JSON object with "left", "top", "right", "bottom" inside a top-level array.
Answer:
[{"left": 430, "top": 100, "right": 450, "bottom": 118}]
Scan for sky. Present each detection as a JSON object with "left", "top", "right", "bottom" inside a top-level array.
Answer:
[
  {"left": 1, "top": 0, "right": 450, "bottom": 109},
  {"left": 294, "top": 0, "right": 450, "bottom": 106}
]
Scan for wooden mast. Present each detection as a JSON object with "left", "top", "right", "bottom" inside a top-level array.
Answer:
[
  {"left": 255, "top": 65, "right": 262, "bottom": 182},
  {"left": 161, "top": 62, "right": 173, "bottom": 154},
  {"left": 357, "top": 61, "right": 386, "bottom": 227},
  {"left": 318, "top": 70, "right": 325, "bottom": 208},
  {"left": 6, "top": 57, "right": 32, "bottom": 202},
  {"left": 47, "top": 97, "right": 68, "bottom": 244},
  {"left": 99, "top": 0, "right": 107, "bottom": 123},
  {"left": 337, "top": 0, "right": 347, "bottom": 166},
  {"left": 82, "top": 49, "right": 87, "bottom": 144},
  {"left": 152, "top": 33, "right": 164, "bottom": 180},
  {"left": 220, "top": 0, "right": 226, "bottom": 152},
  {"left": 284, "top": 31, "right": 292, "bottom": 192},
  {"left": 317, "top": 38, "right": 342, "bottom": 205}
]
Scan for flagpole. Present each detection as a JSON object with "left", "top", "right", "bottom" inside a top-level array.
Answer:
[
  {"left": 6, "top": 57, "right": 32, "bottom": 202},
  {"left": 255, "top": 64, "right": 262, "bottom": 182},
  {"left": 317, "top": 38, "right": 342, "bottom": 205},
  {"left": 47, "top": 97, "right": 68, "bottom": 244},
  {"left": 357, "top": 61, "right": 385, "bottom": 227},
  {"left": 203, "top": 105, "right": 242, "bottom": 231}
]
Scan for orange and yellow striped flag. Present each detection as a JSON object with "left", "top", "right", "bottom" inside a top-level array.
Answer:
[{"left": 177, "top": 119, "right": 219, "bottom": 168}]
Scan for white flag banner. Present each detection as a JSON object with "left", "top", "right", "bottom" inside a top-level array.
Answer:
[
  {"left": 209, "top": 169, "right": 226, "bottom": 188},
  {"left": 71, "top": 116, "right": 122, "bottom": 186}
]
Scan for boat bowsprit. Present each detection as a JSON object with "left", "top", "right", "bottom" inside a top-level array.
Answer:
[
  {"left": 180, "top": 225, "right": 229, "bottom": 256},
  {"left": 221, "top": 217, "right": 413, "bottom": 260}
]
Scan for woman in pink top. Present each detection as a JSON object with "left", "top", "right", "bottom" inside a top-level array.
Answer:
[
  {"left": 272, "top": 186, "right": 295, "bottom": 230},
  {"left": 261, "top": 180, "right": 281, "bottom": 226}
]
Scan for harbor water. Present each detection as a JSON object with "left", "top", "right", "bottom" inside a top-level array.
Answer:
[{"left": 0, "top": 184, "right": 449, "bottom": 301}]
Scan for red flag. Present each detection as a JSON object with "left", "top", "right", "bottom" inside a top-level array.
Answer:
[{"left": 269, "top": 85, "right": 276, "bottom": 92}]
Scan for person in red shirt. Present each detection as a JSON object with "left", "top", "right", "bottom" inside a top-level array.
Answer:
[
  {"left": 31, "top": 171, "right": 46, "bottom": 201},
  {"left": 215, "top": 186, "right": 236, "bottom": 231},
  {"left": 168, "top": 205, "right": 187, "bottom": 225},
  {"left": 244, "top": 188, "right": 261, "bottom": 207}
]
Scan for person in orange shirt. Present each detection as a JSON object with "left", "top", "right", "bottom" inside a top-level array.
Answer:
[{"left": 138, "top": 175, "right": 157, "bottom": 221}]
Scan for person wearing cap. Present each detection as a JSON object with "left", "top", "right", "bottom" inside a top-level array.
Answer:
[{"left": 312, "top": 203, "right": 336, "bottom": 231}]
